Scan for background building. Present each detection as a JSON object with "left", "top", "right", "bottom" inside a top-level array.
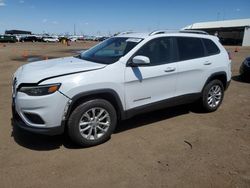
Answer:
[
  {"left": 183, "top": 18, "right": 250, "bottom": 46},
  {"left": 5, "top": 30, "right": 32, "bottom": 35}
]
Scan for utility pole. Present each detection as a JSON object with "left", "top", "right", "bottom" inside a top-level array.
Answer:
[
  {"left": 217, "top": 12, "right": 220, "bottom": 21},
  {"left": 74, "top": 24, "right": 76, "bottom": 35}
]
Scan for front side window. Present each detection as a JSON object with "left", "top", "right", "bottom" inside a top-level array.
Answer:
[
  {"left": 134, "top": 37, "right": 175, "bottom": 66},
  {"left": 176, "top": 37, "right": 205, "bottom": 61},
  {"left": 80, "top": 37, "right": 142, "bottom": 64}
]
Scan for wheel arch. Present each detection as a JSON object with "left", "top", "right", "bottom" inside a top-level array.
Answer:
[
  {"left": 203, "top": 71, "right": 228, "bottom": 91},
  {"left": 65, "top": 89, "right": 125, "bottom": 122}
]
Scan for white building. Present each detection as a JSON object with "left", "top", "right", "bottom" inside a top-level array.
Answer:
[{"left": 183, "top": 18, "right": 250, "bottom": 46}]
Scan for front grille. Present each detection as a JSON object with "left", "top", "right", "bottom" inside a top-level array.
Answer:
[{"left": 23, "top": 112, "right": 45, "bottom": 124}]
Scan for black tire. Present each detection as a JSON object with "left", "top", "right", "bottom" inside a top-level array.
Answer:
[
  {"left": 201, "top": 79, "right": 224, "bottom": 112},
  {"left": 68, "top": 99, "right": 117, "bottom": 147},
  {"left": 239, "top": 74, "right": 245, "bottom": 81},
  {"left": 240, "top": 74, "right": 250, "bottom": 82}
]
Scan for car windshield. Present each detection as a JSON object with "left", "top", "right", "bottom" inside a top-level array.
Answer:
[{"left": 79, "top": 37, "right": 143, "bottom": 64}]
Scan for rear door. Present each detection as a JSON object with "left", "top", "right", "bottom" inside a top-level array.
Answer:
[
  {"left": 174, "top": 37, "right": 210, "bottom": 96},
  {"left": 124, "top": 37, "right": 178, "bottom": 110}
]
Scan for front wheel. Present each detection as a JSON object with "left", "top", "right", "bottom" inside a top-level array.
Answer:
[
  {"left": 201, "top": 79, "right": 224, "bottom": 112},
  {"left": 68, "top": 99, "right": 117, "bottom": 147}
]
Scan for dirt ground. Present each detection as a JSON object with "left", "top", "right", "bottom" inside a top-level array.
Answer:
[{"left": 0, "top": 42, "right": 250, "bottom": 188}]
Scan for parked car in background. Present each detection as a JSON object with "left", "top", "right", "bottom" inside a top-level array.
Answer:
[
  {"left": 0, "top": 35, "right": 17, "bottom": 43},
  {"left": 97, "top": 36, "right": 109, "bottom": 41},
  {"left": 58, "top": 36, "right": 68, "bottom": 43},
  {"left": 15, "top": 35, "right": 22, "bottom": 42},
  {"left": 20, "top": 35, "right": 40, "bottom": 42},
  {"left": 93, "top": 36, "right": 109, "bottom": 41},
  {"left": 77, "top": 36, "right": 85, "bottom": 41},
  {"left": 42, "top": 36, "right": 59, "bottom": 42},
  {"left": 84, "top": 35, "right": 96, "bottom": 41},
  {"left": 240, "top": 57, "right": 250, "bottom": 81},
  {"left": 68, "top": 36, "right": 78, "bottom": 42}
]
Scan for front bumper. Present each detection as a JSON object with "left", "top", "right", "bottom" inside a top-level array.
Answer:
[
  {"left": 12, "top": 90, "right": 70, "bottom": 135},
  {"left": 12, "top": 103, "right": 65, "bottom": 135}
]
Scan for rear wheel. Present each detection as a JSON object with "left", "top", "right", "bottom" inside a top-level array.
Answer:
[
  {"left": 68, "top": 99, "right": 117, "bottom": 147},
  {"left": 201, "top": 79, "right": 224, "bottom": 112}
]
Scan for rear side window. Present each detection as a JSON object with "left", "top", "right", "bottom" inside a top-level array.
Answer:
[
  {"left": 203, "top": 38, "right": 220, "bottom": 56},
  {"left": 176, "top": 37, "right": 205, "bottom": 61}
]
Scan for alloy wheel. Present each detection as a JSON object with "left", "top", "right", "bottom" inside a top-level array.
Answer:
[
  {"left": 207, "top": 85, "right": 222, "bottom": 108},
  {"left": 78, "top": 107, "right": 111, "bottom": 140}
]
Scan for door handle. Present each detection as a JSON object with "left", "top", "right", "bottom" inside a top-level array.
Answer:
[
  {"left": 164, "top": 67, "right": 176, "bottom": 72},
  {"left": 203, "top": 61, "right": 212, "bottom": 65}
]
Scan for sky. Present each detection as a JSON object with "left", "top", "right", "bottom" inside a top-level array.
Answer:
[{"left": 0, "top": 0, "right": 250, "bottom": 35}]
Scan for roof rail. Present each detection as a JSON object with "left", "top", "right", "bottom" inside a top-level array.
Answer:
[
  {"left": 117, "top": 31, "right": 135, "bottom": 35},
  {"left": 149, "top": 29, "right": 209, "bottom": 36},
  {"left": 179, "top": 30, "right": 209, "bottom": 35},
  {"left": 149, "top": 30, "right": 178, "bottom": 36}
]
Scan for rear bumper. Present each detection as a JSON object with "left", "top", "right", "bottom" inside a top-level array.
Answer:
[{"left": 12, "top": 104, "right": 64, "bottom": 135}]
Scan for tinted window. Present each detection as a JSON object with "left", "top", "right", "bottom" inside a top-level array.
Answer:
[
  {"left": 176, "top": 37, "right": 205, "bottom": 61},
  {"left": 203, "top": 38, "right": 220, "bottom": 55},
  {"left": 134, "top": 37, "right": 175, "bottom": 66}
]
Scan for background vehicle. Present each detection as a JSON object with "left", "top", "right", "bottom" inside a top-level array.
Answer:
[
  {"left": 93, "top": 36, "right": 106, "bottom": 41},
  {"left": 0, "top": 35, "right": 17, "bottom": 43},
  {"left": 68, "top": 36, "right": 78, "bottom": 42},
  {"left": 20, "top": 35, "right": 41, "bottom": 42},
  {"left": 12, "top": 30, "right": 231, "bottom": 147},
  {"left": 42, "top": 36, "right": 59, "bottom": 42},
  {"left": 84, "top": 35, "right": 96, "bottom": 41},
  {"left": 97, "top": 36, "right": 109, "bottom": 41},
  {"left": 15, "top": 35, "right": 22, "bottom": 42},
  {"left": 240, "top": 57, "right": 250, "bottom": 81},
  {"left": 58, "top": 36, "right": 68, "bottom": 42},
  {"left": 77, "top": 36, "right": 85, "bottom": 41}
]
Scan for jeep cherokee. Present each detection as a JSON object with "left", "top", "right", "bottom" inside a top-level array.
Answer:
[{"left": 12, "top": 30, "right": 231, "bottom": 146}]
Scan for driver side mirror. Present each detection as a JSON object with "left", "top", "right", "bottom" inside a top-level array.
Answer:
[{"left": 131, "top": 55, "right": 150, "bottom": 66}]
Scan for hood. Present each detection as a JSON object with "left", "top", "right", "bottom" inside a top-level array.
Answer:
[{"left": 15, "top": 56, "right": 106, "bottom": 84}]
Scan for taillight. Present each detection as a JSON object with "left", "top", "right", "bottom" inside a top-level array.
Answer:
[{"left": 227, "top": 51, "right": 232, "bottom": 60}]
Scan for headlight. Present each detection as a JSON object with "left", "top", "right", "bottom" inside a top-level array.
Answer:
[{"left": 19, "top": 83, "right": 61, "bottom": 96}]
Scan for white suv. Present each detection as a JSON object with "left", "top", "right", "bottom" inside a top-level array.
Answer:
[{"left": 12, "top": 30, "right": 231, "bottom": 147}]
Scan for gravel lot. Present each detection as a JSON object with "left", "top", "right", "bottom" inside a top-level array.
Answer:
[{"left": 0, "top": 42, "right": 249, "bottom": 188}]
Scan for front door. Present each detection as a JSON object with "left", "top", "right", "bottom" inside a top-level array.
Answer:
[{"left": 124, "top": 37, "right": 178, "bottom": 110}]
